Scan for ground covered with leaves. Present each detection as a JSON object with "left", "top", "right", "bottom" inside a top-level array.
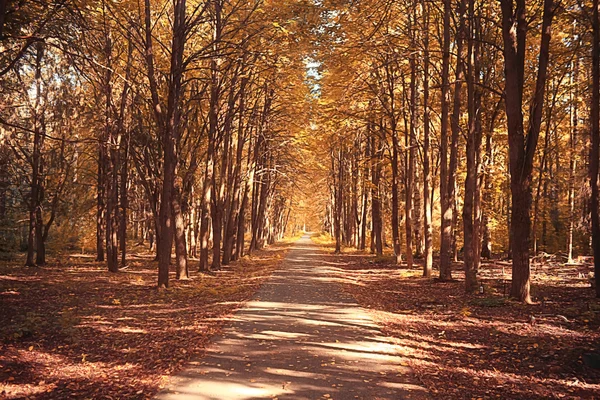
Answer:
[
  {"left": 315, "top": 241, "right": 600, "bottom": 399},
  {"left": 0, "top": 242, "right": 292, "bottom": 399}
]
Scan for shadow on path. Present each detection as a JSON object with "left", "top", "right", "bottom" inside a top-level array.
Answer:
[{"left": 156, "top": 235, "right": 429, "bottom": 400}]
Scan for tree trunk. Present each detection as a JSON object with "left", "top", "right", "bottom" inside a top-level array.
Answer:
[
  {"left": 481, "top": 103, "right": 500, "bottom": 259},
  {"left": 199, "top": 153, "right": 213, "bottom": 271},
  {"left": 34, "top": 204, "right": 45, "bottom": 266},
  {"left": 422, "top": 0, "right": 432, "bottom": 276},
  {"left": 532, "top": 96, "right": 552, "bottom": 256},
  {"left": 500, "top": 0, "right": 554, "bottom": 302},
  {"left": 567, "top": 54, "right": 578, "bottom": 263},
  {"left": 145, "top": 0, "right": 187, "bottom": 287},
  {"left": 235, "top": 178, "right": 250, "bottom": 260},
  {"left": 463, "top": 0, "right": 479, "bottom": 293},
  {"left": 406, "top": 18, "right": 417, "bottom": 268},
  {"left": 96, "top": 144, "right": 106, "bottom": 262},
  {"left": 439, "top": 0, "right": 457, "bottom": 281},
  {"left": 591, "top": 0, "right": 600, "bottom": 297},
  {"left": 119, "top": 132, "right": 129, "bottom": 268},
  {"left": 25, "top": 207, "right": 36, "bottom": 266},
  {"left": 371, "top": 134, "right": 383, "bottom": 255},
  {"left": 223, "top": 76, "right": 247, "bottom": 265},
  {"left": 105, "top": 153, "right": 119, "bottom": 273},
  {"left": 391, "top": 125, "right": 402, "bottom": 264},
  {"left": 173, "top": 184, "right": 189, "bottom": 279},
  {"left": 333, "top": 149, "right": 342, "bottom": 253}
]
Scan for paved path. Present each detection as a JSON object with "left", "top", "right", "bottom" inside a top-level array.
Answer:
[{"left": 156, "top": 235, "right": 429, "bottom": 400}]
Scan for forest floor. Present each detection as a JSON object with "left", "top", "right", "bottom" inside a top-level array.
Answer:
[
  {"left": 0, "top": 239, "right": 296, "bottom": 399},
  {"left": 311, "top": 234, "right": 600, "bottom": 399}
]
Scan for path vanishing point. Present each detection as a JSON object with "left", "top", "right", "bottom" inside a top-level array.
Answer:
[{"left": 156, "top": 234, "right": 429, "bottom": 400}]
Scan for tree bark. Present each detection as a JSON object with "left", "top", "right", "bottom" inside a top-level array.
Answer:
[
  {"left": 422, "top": 0, "right": 432, "bottom": 277},
  {"left": 439, "top": 0, "right": 456, "bottom": 281},
  {"left": 371, "top": 134, "right": 383, "bottom": 255},
  {"left": 500, "top": 0, "right": 555, "bottom": 302},
  {"left": 406, "top": 14, "right": 417, "bottom": 268},
  {"left": 173, "top": 183, "right": 189, "bottom": 279},
  {"left": 567, "top": 56, "right": 578, "bottom": 263},
  {"left": 223, "top": 75, "right": 248, "bottom": 264},
  {"left": 334, "top": 148, "right": 343, "bottom": 254},
  {"left": 463, "top": 0, "right": 480, "bottom": 293},
  {"left": 96, "top": 143, "right": 106, "bottom": 262},
  {"left": 591, "top": 0, "right": 600, "bottom": 297},
  {"left": 144, "top": 0, "right": 187, "bottom": 287}
]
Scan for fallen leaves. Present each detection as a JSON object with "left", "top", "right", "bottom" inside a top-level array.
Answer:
[
  {"left": 326, "top": 250, "right": 600, "bottom": 400},
  {"left": 0, "top": 243, "right": 291, "bottom": 399}
]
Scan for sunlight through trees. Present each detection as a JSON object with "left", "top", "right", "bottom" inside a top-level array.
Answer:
[{"left": 0, "top": 0, "right": 599, "bottom": 298}]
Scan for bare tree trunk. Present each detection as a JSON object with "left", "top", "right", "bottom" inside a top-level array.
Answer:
[
  {"left": 359, "top": 175, "right": 368, "bottom": 251},
  {"left": 333, "top": 149, "right": 342, "bottom": 253},
  {"left": 96, "top": 145, "right": 106, "bottom": 262},
  {"left": 199, "top": 152, "right": 213, "bottom": 271},
  {"left": 414, "top": 171, "right": 423, "bottom": 258},
  {"left": 26, "top": 47, "right": 44, "bottom": 267},
  {"left": 371, "top": 134, "right": 383, "bottom": 255},
  {"left": 500, "top": 0, "right": 554, "bottom": 302},
  {"left": 567, "top": 55, "right": 578, "bottom": 263},
  {"left": 532, "top": 100, "right": 551, "bottom": 256},
  {"left": 235, "top": 178, "right": 250, "bottom": 260},
  {"left": 105, "top": 144, "right": 119, "bottom": 273},
  {"left": 359, "top": 135, "right": 369, "bottom": 251},
  {"left": 250, "top": 134, "right": 263, "bottom": 252},
  {"left": 25, "top": 209, "right": 36, "bottom": 266},
  {"left": 591, "top": 0, "right": 600, "bottom": 297},
  {"left": 208, "top": 0, "right": 222, "bottom": 270},
  {"left": 100, "top": 3, "right": 119, "bottom": 274},
  {"left": 422, "top": 0, "right": 432, "bottom": 276},
  {"left": 463, "top": 0, "right": 479, "bottom": 293},
  {"left": 173, "top": 185, "right": 189, "bottom": 279},
  {"left": 438, "top": 0, "right": 451, "bottom": 277},
  {"left": 406, "top": 13, "right": 417, "bottom": 268},
  {"left": 223, "top": 76, "right": 247, "bottom": 265},
  {"left": 117, "top": 34, "right": 132, "bottom": 269},
  {"left": 481, "top": 102, "right": 500, "bottom": 259},
  {"left": 34, "top": 193, "right": 45, "bottom": 265},
  {"left": 391, "top": 125, "right": 402, "bottom": 264},
  {"left": 120, "top": 132, "right": 129, "bottom": 267}
]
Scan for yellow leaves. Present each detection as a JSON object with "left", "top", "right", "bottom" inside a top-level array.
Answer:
[{"left": 272, "top": 21, "right": 290, "bottom": 35}]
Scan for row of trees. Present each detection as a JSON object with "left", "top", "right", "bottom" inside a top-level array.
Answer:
[
  {"left": 0, "top": 0, "right": 313, "bottom": 287},
  {"left": 317, "top": 0, "right": 600, "bottom": 301}
]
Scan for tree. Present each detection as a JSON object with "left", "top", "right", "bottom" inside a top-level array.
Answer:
[
  {"left": 591, "top": 0, "right": 600, "bottom": 297},
  {"left": 499, "top": 0, "right": 555, "bottom": 302}
]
